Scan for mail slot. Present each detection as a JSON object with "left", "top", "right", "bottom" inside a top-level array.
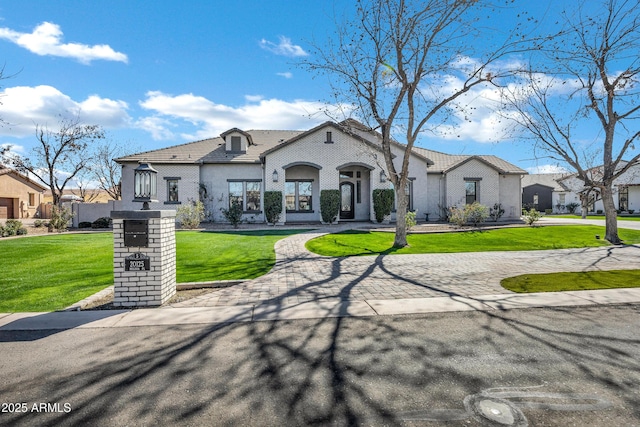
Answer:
[{"left": 124, "top": 219, "right": 149, "bottom": 247}]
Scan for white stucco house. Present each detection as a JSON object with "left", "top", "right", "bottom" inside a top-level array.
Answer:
[{"left": 116, "top": 120, "right": 526, "bottom": 223}]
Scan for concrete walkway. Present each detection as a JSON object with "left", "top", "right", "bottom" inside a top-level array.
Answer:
[{"left": 1, "top": 216, "right": 639, "bottom": 331}]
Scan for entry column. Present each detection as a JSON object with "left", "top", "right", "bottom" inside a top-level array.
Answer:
[{"left": 111, "top": 210, "right": 176, "bottom": 307}]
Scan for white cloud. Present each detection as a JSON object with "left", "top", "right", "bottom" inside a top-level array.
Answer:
[
  {"left": 526, "top": 164, "right": 571, "bottom": 174},
  {"left": 0, "top": 85, "right": 131, "bottom": 137},
  {"left": 138, "top": 91, "right": 330, "bottom": 141},
  {"left": 277, "top": 72, "right": 293, "bottom": 79},
  {"left": 244, "top": 94, "right": 264, "bottom": 102},
  {"left": 259, "top": 36, "right": 308, "bottom": 57},
  {"left": 0, "top": 21, "right": 128, "bottom": 64}
]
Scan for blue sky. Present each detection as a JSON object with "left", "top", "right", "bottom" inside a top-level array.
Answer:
[{"left": 0, "top": 1, "right": 610, "bottom": 176}]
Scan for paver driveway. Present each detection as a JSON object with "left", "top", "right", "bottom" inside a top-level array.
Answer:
[{"left": 168, "top": 219, "right": 640, "bottom": 308}]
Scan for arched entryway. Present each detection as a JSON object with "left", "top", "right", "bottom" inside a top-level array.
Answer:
[{"left": 337, "top": 162, "right": 374, "bottom": 221}]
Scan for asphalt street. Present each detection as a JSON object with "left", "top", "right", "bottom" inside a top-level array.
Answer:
[{"left": 1, "top": 304, "right": 639, "bottom": 426}]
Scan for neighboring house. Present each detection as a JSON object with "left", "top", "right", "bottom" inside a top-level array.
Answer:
[
  {"left": 525, "top": 163, "right": 640, "bottom": 214},
  {"left": 0, "top": 166, "right": 47, "bottom": 219},
  {"left": 116, "top": 120, "right": 526, "bottom": 223},
  {"left": 522, "top": 173, "right": 570, "bottom": 212}
]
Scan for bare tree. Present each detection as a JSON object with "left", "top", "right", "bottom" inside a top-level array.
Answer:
[
  {"left": 502, "top": 0, "right": 640, "bottom": 244},
  {"left": 1, "top": 117, "right": 105, "bottom": 207},
  {"left": 90, "top": 141, "right": 130, "bottom": 200},
  {"left": 304, "top": 0, "right": 529, "bottom": 247}
]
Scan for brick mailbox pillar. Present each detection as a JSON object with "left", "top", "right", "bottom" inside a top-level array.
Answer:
[{"left": 111, "top": 210, "right": 176, "bottom": 307}]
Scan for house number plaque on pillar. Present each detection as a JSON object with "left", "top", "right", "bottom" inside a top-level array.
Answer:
[{"left": 125, "top": 252, "right": 151, "bottom": 271}]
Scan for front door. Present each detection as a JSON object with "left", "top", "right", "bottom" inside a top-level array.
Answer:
[{"left": 340, "top": 182, "right": 355, "bottom": 219}]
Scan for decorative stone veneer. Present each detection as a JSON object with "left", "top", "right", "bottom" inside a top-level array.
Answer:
[{"left": 111, "top": 210, "right": 176, "bottom": 307}]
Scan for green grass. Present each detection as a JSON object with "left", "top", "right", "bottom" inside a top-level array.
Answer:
[
  {"left": 305, "top": 225, "right": 640, "bottom": 257},
  {"left": 0, "top": 229, "right": 306, "bottom": 312},
  {"left": 176, "top": 229, "right": 309, "bottom": 282},
  {"left": 501, "top": 270, "right": 640, "bottom": 293},
  {"left": 554, "top": 214, "right": 640, "bottom": 221}
]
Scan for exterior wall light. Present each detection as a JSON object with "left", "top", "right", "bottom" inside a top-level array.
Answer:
[
  {"left": 272, "top": 169, "right": 279, "bottom": 182},
  {"left": 380, "top": 170, "right": 387, "bottom": 183},
  {"left": 133, "top": 161, "right": 158, "bottom": 210}
]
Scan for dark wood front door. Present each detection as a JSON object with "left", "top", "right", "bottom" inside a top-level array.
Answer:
[{"left": 340, "top": 182, "right": 355, "bottom": 219}]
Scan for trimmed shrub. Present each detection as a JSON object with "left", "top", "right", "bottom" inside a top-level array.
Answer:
[
  {"left": 523, "top": 208, "right": 542, "bottom": 226},
  {"left": 33, "top": 219, "right": 45, "bottom": 228},
  {"left": 78, "top": 221, "right": 92, "bottom": 228},
  {"left": 16, "top": 227, "right": 27, "bottom": 236},
  {"left": 320, "top": 190, "right": 340, "bottom": 224},
  {"left": 4, "top": 219, "right": 23, "bottom": 236},
  {"left": 176, "top": 200, "right": 205, "bottom": 229},
  {"left": 373, "top": 189, "right": 394, "bottom": 223},
  {"left": 221, "top": 201, "right": 243, "bottom": 228},
  {"left": 91, "top": 217, "right": 112, "bottom": 229},
  {"left": 264, "top": 191, "right": 283, "bottom": 225}
]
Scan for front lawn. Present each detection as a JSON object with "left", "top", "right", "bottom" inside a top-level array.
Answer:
[
  {"left": 305, "top": 225, "right": 640, "bottom": 257},
  {"left": 501, "top": 270, "right": 640, "bottom": 293},
  {"left": 0, "top": 229, "right": 306, "bottom": 312}
]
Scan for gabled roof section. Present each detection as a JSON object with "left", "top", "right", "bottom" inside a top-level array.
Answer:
[
  {"left": 413, "top": 147, "right": 526, "bottom": 175},
  {"left": 260, "top": 119, "right": 433, "bottom": 165},
  {"left": 116, "top": 130, "right": 304, "bottom": 165},
  {"left": 220, "top": 127, "right": 254, "bottom": 145},
  {"left": 0, "top": 166, "right": 48, "bottom": 191}
]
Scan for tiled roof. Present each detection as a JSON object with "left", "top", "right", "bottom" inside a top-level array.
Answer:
[
  {"left": 0, "top": 166, "right": 48, "bottom": 190},
  {"left": 413, "top": 147, "right": 527, "bottom": 174},
  {"left": 521, "top": 173, "right": 570, "bottom": 191},
  {"left": 115, "top": 130, "right": 304, "bottom": 164}
]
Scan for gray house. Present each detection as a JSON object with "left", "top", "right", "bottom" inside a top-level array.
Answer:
[{"left": 116, "top": 120, "right": 526, "bottom": 223}]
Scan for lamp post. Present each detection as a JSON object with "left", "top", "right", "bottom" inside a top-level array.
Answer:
[{"left": 133, "top": 161, "right": 158, "bottom": 210}]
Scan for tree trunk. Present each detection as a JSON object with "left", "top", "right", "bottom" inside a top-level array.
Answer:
[
  {"left": 393, "top": 187, "right": 408, "bottom": 248},
  {"left": 580, "top": 193, "right": 588, "bottom": 219},
  {"left": 601, "top": 185, "right": 620, "bottom": 244}
]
